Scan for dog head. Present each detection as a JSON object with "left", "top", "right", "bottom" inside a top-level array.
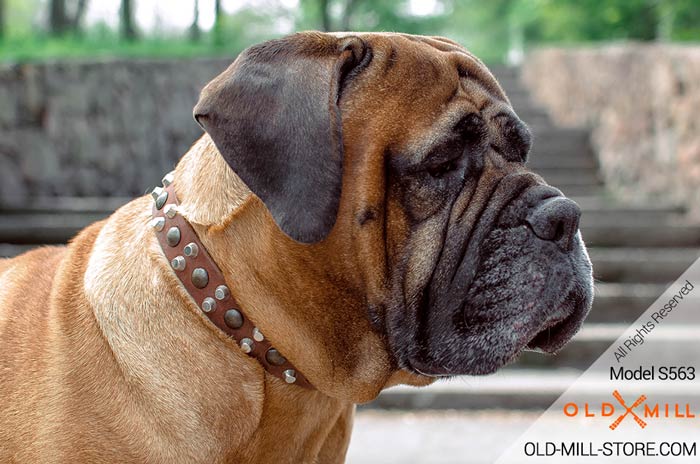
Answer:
[{"left": 193, "top": 32, "right": 593, "bottom": 397}]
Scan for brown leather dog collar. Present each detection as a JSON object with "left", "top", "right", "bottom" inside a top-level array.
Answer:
[{"left": 150, "top": 172, "right": 314, "bottom": 390}]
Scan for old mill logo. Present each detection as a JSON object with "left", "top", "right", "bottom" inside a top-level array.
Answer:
[{"left": 563, "top": 390, "right": 696, "bottom": 430}]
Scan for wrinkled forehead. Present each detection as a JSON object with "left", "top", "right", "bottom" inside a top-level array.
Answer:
[
  {"left": 330, "top": 32, "right": 514, "bottom": 163},
  {"left": 331, "top": 31, "right": 508, "bottom": 104}
]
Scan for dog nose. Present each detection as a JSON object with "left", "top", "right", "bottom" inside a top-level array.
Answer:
[{"left": 525, "top": 197, "right": 581, "bottom": 251}]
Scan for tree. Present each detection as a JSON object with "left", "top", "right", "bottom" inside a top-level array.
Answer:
[
  {"left": 0, "top": 0, "right": 4, "bottom": 40},
  {"left": 68, "top": 0, "right": 88, "bottom": 32},
  {"left": 48, "top": 0, "right": 89, "bottom": 36},
  {"left": 189, "top": 0, "right": 200, "bottom": 42},
  {"left": 213, "top": 0, "right": 223, "bottom": 45},
  {"left": 120, "top": 0, "right": 137, "bottom": 40},
  {"left": 49, "top": 0, "right": 69, "bottom": 36}
]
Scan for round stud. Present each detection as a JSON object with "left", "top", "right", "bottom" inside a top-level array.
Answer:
[
  {"left": 183, "top": 242, "right": 199, "bottom": 258},
  {"left": 171, "top": 256, "right": 186, "bottom": 271},
  {"left": 202, "top": 297, "right": 216, "bottom": 313},
  {"left": 164, "top": 204, "right": 177, "bottom": 219},
  {"left": 151, "top": 217, "right": 165, "bottom": 232},
  {"left": 162, "top": 171, "right": 175, "bottom": 187},
  {"left": 191, "top": 268, "right": 209, "bottom": 289},
  {"left": 214, "top": 284, "right": 230, "bottom": 300},
  {"left": 166, "top": 227, "right": 181, "bottom": 247},
  {"left": 252, "top": 328, "right": 264, "bottom": 342},
  {"left": 283, "top": 369, "right": 297, "bottom": 384},
  {"left": 240, "top": 338, "right": 254, "bottom": 354},
  {"left": 266, "top": 348, "right": 286, "bottom": 366},
  {"left": 224, "top": 309, "right": 243, "bottom": 329}
]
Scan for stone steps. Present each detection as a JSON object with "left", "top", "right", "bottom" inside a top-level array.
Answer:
[
  {"left": 1, "top": 210, "right": 698, "bottom": 248},
  {"left": 589, "top": 247, "right": 699, "bottom": 283},
  {"left": 2, "top": 65, "right": 699, "bottom": 416},
  {"left": 368, "top": 357, "right": 700, "bottom": 411}
]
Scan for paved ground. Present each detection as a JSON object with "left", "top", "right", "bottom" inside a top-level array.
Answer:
[
  {"left": 347, "top": 408, "right": 700, "bottom": 463},
  {"left": 346, "top": 410, "right": 538, "bottom": 464}
]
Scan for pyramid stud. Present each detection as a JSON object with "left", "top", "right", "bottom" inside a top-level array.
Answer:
[
  {"left": 183, "top": 242, "right": 199, "bottom": 258},
  {"left": 240, "top": 338, "right": 254, "bottom": 354},
  {"left": 152, "top": 187, "right": 168, "bottom": 210},
  {"left": 164, "top": 204, "right": 177, "bottom": 219},
  {"left": 214, "top": 285, "right": 229, "bottom": 300},
  {"left": 252, "top": 328, "right": 264, "bottom": 342},
  {"left": 151, "top": 217, "right": 165, "bottom": 232},
  {"left": 151, "top": 186, "right": 164, "bottom": 201},
  {"left": 166, "top": 227, "right": 181, "bottom": 247},
  {"left": 202, "top": 297, "right": 216, "bottom": 313},
  {"left": 283, "top": 369, "right": 297, "bottom": 384},
  {"left": 162, "top": 171, "right": 175, "bottom": 187},
  {"left": 171, "top": 256, "right": 186, "bottom": 271},
  {"left": 191, "top": 268, "right": 209, "bottom": 289}
]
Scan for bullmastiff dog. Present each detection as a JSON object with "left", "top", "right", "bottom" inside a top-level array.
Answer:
[{"left": 0, "top": 32, "right": 593, "bottom": 463}]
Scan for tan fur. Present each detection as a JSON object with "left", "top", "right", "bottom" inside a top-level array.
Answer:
[{"left": 0, "top": 32, "right": 505, "bottom": 462}]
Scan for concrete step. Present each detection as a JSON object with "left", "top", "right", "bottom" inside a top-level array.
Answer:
[
  {"left": 572, "top": 195, "right": 683, "bottom": 213},
  {"left": 529, "top": 127, "right": 592, "bottom": 153},
  {"left": 367, "top": 356, "right": 700, "bottom": 411},
  {"left": 0, "top": 243, "right": 40, "bottom": 258},
  {"left": 514, "top": 323, "right": 700, "bottom": 370},
  {"left": 581, "top": 223, "right": 700, "bottom": 247},
  {"left": 4, "top": 201, "right": 696, "bottom": 245},
  {"left": 489, "top": 65, "right": 520, "bottom": 80},
  {"left": 585, "top": 283, "right": 666, "bottom": 323},
  {"left": 552, "top": 184, "right": 604, "bottom": 196},
  {"left": 589, "top": 247, "right": 699, "bottom": 283},
  {"left": 540, "top": 171, "right": 602, "bottom": 186},
  {"left": 0, "top": 212, "right": 109, "bottom": 244},
  {"left": 580, "top": 207, "right": 682, "bottom": 224},
  {"left": 348, "top": 409, "right": 542, "bottom": 464},
  {"left": 527, "top": 155, "right": 597, "bottom": 170},
  {"left": 367, "top": 369, "right": 579, "bottom": 410},
  {"left": 0, "top": 196, "right": 131, "bottom": 214}
]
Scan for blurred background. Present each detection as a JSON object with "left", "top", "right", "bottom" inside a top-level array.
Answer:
[{"left": 1, "top": 1, "right": 700, "bottom": 462}]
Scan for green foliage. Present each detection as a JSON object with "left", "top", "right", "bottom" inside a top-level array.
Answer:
[{"left": 0, "top": 0, "right": 699, "bottom": 64}]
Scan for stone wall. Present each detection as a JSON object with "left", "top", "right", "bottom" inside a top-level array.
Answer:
[
  {"left": 0, "top": 57, "right": 236, "bottom": 207},
  {"left": 521, "top": 44, "right": 700, "bottom": 217}
]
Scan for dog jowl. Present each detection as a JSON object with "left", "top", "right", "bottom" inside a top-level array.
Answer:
[{"left": 195, "top": 32, "right": 594, "bottom": 380}]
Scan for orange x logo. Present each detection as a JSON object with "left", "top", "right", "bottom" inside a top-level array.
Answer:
[{"left": 610, "top": 390, "right": 647, "bottom": 430}]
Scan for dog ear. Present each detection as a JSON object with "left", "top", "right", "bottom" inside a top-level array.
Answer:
[{"left": 193, "top": 33, "right": 371, "bottom": 243}]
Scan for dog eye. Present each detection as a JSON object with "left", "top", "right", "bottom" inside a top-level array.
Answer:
[{"left": 427, "top": 160, "right": 458, "bottom": 179}]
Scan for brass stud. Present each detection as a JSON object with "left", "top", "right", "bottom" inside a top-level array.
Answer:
[
  {"left": 166, "top": 227, "right": 181, "bottom": 247},
  {"left": 171, "top": 256, "right": 186, "bottom": 271},
  {"left": 191, "top": 268, "right": 209, "bottom": 289},
  {"left": 162, "top": 171, "right": 175, "bottom": 187},
  {"left": 151, "top": 217, "right": 165, "bottom": 232},
  {"left": 224, "top": 309, "right": 243, "bottom": 329},
  {"left": 240, "top": 338, "right": 254, "bottom": 354},
  {"left": 283, "top": 369, "right": 297, "bottom": 384},
  {"left": 266, "top": 348, "right": 286, "bottom": 366},
  {"left": 202, "top": 297, "right": 216, "bottom": 313},
  {"left": 215, "top": 285, "right": 230, "bottom": 300},
  {"left": 183, "top": 242, "right": 199, "bottom": 258},
  {"left": 164, "top": 204, "right": 177, "bottom": 219},
  {"left": 252, "top": 328, "right": 264, "bottom": 342}
]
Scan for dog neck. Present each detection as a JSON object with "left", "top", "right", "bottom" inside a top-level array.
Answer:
[
  {"left": 150, "top": 176, "right": 314, "bottom": 389},
  {"left": 173, "top": 135, "right": 253, "bottom": 227}
]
